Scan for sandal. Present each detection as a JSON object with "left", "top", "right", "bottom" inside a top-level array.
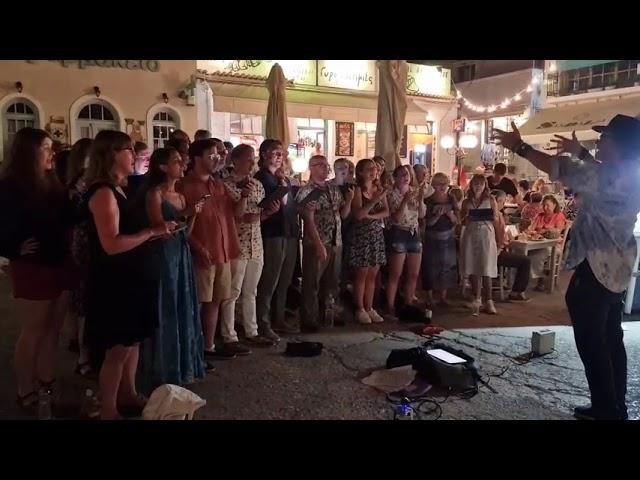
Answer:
[{"left": 16, "top": 391, "right": 39, "bottom": 415}]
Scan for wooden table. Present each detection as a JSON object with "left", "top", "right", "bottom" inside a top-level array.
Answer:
[{"left": 507, "top": 238, "right": 559, "bottom": 293}]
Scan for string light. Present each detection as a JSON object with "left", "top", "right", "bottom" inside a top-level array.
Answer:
[{"left": 455, "top": 73, "right": 541, "bottom": 114}]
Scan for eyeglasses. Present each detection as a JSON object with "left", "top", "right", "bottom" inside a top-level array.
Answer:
[
  {"left": 269, "top": 151, "right": 283, "bottom": 158},
  {"left": 209, "top": 153, "right": 222, "bottom": 160}
]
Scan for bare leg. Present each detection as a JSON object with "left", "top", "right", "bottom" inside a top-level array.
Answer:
[
  {"left": 471, "top": 275, "right": 481, "bottom": 301},
  {"left": 14, "top": 299, "right": 51, "bottom": 396},
  {"left": 385, "top": 253, "right": 406, "bottom": 311},
  {"left": 354, "top": 267, "right": 369, "bottom": 312},
  {"left": 99, "top": 345, "right": 129, "bottom": 420},
  {"left": 482, "top": 276, "right": 493, "bottom": 301},
  {"left": 201, "top": 301, "right": 221, "bottom": 351},
  {"left": 117, "top": 344, "right": 143, "bottom": 406},
  {"left": 36, "top": 292, "right": 68, "bottom": 384},
  {"left": 364, "top": 266, "right": 380, "bottom": 311},
  {"left": 403, "top": 252, "right": 421, "bottom": 305}
]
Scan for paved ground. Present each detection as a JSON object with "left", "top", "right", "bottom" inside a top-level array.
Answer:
[{"left": 1, "top": 271, "right": 638, "bottom": 420}]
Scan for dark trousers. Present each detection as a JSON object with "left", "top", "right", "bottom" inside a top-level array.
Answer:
[
  {"left": 256, "top": 237, "right": 298, "bottom": 332},
  {"left": 301, "top": 244, "right": 342, "bottom": 327},
  {"left": 565, "top": 260, "right": 627, "bottom": 417},
  {"left": 497, "top": 251, "right": 531, "bottom": 293}
]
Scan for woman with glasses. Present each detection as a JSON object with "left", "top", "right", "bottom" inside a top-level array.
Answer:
[{"left": 83, "top": 130, "right": 175, "bottom": 420}]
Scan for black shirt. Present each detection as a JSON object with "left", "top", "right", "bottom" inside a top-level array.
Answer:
[
  {"left": 488, "top": 176, "right": 518, "bottom": 198},
  {"left": 0, "top": 178, "right": 74, "bottom": 265},
  {"left": 254, "top": 169, "right": 299, "bottom": 239}
]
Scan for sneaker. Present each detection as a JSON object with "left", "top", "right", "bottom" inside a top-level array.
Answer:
[
  {"left": 573, "top": 404, "right": 628, "bottom": 421},
  {"left": 356, "top": 310, "right": 372, "bottom": 324},
  {"left": 469, "top": 299, "right": 481, "bottom": 316},
  {"left": 245, "top": 335, "right": 275, "bottom": 347},
  {"left": 367, "top": 309, "right": 384, "bottom": 323},
  {"left": 484, "top": 300, "right": 498, "bottom": 315},
  {"left": 260, "top": 328, "right": 281, "bottom": 343},
  {"left": 223, "top": 342, "right": 251, "bottom": 356},
  {"left": 508, "top": 292, "right": 531, "bottom": 302},
  {"left": 204, "top": 348, "right": 237, "bottom": 360}
]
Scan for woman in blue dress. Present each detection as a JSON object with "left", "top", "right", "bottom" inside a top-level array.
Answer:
[{"left": 139, "top": 147, "right": 208, "bottom": 391}]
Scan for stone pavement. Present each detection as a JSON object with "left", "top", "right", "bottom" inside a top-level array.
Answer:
[{"left": 1, "top": 272, "right": 638, "bottom": 420}]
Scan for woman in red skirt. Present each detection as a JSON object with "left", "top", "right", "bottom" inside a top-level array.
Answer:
[{"left": 0, "top": 127, "right": 77, "bottom": 416}]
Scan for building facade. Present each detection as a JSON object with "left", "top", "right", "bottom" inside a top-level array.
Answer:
[
  {"left": 0, "top": 60, "right": 199, "bottom": 161},
  {"left": 194, "top": 60, "right": 458, "bottom": 176}
]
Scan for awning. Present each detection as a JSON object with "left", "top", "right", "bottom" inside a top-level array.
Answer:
[
  {"left": 210, "top": 82, "right": 437, "bottom": 124},
  {"left": 519, "top": 96, "right": 640, "bottom": 148}
]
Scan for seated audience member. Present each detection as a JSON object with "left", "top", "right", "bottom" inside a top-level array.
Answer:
[
  {"left": 528, "top": 194, "right": 567, "bottom": 291},
  {"left": 520, "top": 192, "right": 543, "bottom": 230},
  {"left": 492, "top": 190, "right": 531, "bottom": 301},
  {"left": 518, "top": 179, "right": 531, "bottom": 204}
]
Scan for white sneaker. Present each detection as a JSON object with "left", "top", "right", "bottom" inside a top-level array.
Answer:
[
  {"left": 356, "top": 310, "right": 372, "bottom": 324},
  {"left": 367, "top": 309, "right": 384, "bottom": 323},
  {"left": 469, "top": 299, "right": 481, "bottom": 316},
  {"left": 484, "top": 300, "right": 498, "bottom": 315}
]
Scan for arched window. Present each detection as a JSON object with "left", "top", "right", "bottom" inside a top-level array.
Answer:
[
  {"left": 2, "top": 99, "right": 40, "bottom": 161},
  {"left": 76, "top": 101, "right": 118, "bottom": 139},
  {"left": 151, "top": 110, "right": 178, "bottom": 148}
]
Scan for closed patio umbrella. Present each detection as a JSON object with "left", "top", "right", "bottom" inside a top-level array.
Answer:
[
  {"left": 375, "top": 60, "right": 408, "bottom": 169},
  {"left": 265, "top": 63, "right": 290, "bottom": 149}
]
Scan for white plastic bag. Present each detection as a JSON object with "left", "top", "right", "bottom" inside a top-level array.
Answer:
[{"left": 142, "top": 384, "right": 207, "bottom": 420}]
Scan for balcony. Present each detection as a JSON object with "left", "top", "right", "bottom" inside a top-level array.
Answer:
[{"left": 546, "top": 60, "right": 640, "bottom": 98}]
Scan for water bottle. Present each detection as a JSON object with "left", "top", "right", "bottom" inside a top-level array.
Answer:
[
  {"left": 38, "top": 390, "right": 53, "bottom": 420},
  {"left": 393, "top": 398, "right": 414, "bottom": 420}
]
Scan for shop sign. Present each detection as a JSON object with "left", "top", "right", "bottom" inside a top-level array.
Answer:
[
  {"left": 406, "top": 63, "right": 452, "bottom": 97},
  {"left": 26, "top": 60, "right": 161, "bottom": 72},
  {"left": 317, "top": 60, "right": 376, "bottom": 91},
  {"left": 197, "top": 60, "right": 316, "bottom": 86}
]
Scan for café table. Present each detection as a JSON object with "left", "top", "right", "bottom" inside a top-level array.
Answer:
[{"left": 506, "top": 237, "right": 559, "bottom": 293}]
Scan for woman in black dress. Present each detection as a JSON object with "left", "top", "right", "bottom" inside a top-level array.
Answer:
[{"left": 84, "top": 130, "right": 174, "bottom": 420}]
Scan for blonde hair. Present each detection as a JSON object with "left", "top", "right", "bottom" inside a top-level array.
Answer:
[{"left": 431, "top": 172, "right": 449, "bottom": 186}]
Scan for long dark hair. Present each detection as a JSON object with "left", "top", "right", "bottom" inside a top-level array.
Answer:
[
  {"left": 54, "top": 149, "right": 71, "bottom": 187},
  {"left": 0, "top": 127, "right": 62, "bottom": 198},
  {"left": 146, "top": 147, "right": 179, "bottom": 189},
  {"left": 85, "top": 130, "right": 132, "bottom": 186},
  {"left": 67, "top": 138, "right": 93, "bottom": 188}
]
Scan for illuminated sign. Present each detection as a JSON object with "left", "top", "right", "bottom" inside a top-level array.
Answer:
[
  {"left": 197, "top": 60, "right": 316, "bottom": 86},
  {"left": 27, "top": 60, "right": 160, "bottom": 72},
  {"left": 317, "top": 60, "right": 376, "bottom": 91},
  {"left": 406, "top": 63, "right": 452, "bottom": 97}
]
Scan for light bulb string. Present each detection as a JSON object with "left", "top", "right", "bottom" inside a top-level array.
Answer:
[{"left": 452, "top": 73, "right": 541, "bottom": 114}]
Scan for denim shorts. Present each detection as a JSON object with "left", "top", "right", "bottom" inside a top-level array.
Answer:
[{"left": 389, "top": 227, "right": 423, "bottom": 254}]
